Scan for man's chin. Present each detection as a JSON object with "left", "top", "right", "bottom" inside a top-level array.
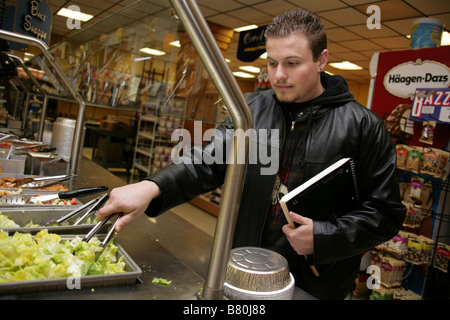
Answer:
[{"left": 274, "top": 91, "right": 295, "bottom": 103}]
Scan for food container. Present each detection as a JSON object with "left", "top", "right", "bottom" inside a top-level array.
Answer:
[
  {"left": 0, "top": 187, "right": 79, "bottom": 209},
  {"left": 0, "top": 206, "right": 108, "bottom": 235},
  {"left": 224, "top": 247, "right": 295, "bottom": 300},
  {"left": 0, "top": 234, "right": 142, "bottom": 294},
  {"left": 410, "top": 17, "right": 443, "bottom": 49},
  {"left": 26, "top": 151, "right": 69, "bottom": 175},
  {"left": 0, "top": 173, "right": 72, "bottom": 191},
  {"left": 50, "top": 117, "right": 85, "bottom": 162},
  {"left": 0, "top": 154, "right": 27, "bottom": 174}
]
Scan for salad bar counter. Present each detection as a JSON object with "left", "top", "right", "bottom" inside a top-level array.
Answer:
[
  {"left": 0, "top": 157, "right": 314, "bottom": 300},
  {"left": 0, "top": 157, "right": 209, "bottom": 299}
]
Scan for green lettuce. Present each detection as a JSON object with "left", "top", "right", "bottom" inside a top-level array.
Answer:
[
  {"left": 0, "top": 214, "right": 20, "bottom": 228},
  {"left": 0, "top": 230, "right": 126, "bottom": 284}
]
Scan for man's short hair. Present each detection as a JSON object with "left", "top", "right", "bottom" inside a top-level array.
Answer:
[{"left": 265, "top": 8, "right": 327, "bottom": 62}]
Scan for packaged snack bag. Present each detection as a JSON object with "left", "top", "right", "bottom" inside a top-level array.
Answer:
[
  {"left": 421, "top": 147, "right": 439, "bottom": 177},
  {"left": 409, "top": 176, "right": 424, "bottom": 199},
  {"left": 419, "top": 121, "right": 436, "bottom": 145},
  {"left": 396, "top": 144, "right": 410, "bottom": 170},
  {"left": 437, "top": 150, "right": 449, "bottom": 180},
  {"left": 406, "top": 147, "right": 423, "bottom": 173},
  {"left": 434, "top": 243, "right": 450, "bottom": 273}
]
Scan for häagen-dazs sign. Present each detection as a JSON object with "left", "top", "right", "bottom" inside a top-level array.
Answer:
[{"left": 383, "top": 59, "right": 450, "bottom": 99}]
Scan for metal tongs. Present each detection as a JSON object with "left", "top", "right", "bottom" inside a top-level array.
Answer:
[
  {"left": 83, "top": 212, "right": 123, "bottom": 261},
  {"left": 44, "top": 193, "right": 109, "bottom": 226}
]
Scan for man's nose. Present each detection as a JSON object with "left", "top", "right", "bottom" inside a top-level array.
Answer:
[{"left": 274, "top": 65, "right": 288, "bottom": 80}]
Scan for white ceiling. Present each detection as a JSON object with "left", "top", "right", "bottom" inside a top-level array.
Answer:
[{"left": 4, "top": 0, "right": 450, "bottom": 84}]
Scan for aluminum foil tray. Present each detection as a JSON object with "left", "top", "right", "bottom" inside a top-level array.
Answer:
[
  {"left": 224, "top": 247, "right": 295, "bottom": 300},
  {"left": 0, "top": 236, "right": 142, "bottom": 294},
  {"left": 0, "top": 206, "right": 107, "bottom": 235}
]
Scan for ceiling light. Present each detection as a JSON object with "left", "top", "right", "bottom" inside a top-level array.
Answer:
[
  {"left": 57, "top": 8, "right": 93, "bottom": 22},
  {"left": 233, "top": 71, "right": 255, "bottom": 78},
  {"left": 169, "top": 40, "right": 181, "bottom": 48},
  {"left": 259, "top": 52, "right": 267, "bottom": 59},
  {"left": 225, "top": 58, "right": 231, "bottom": 63},
  {"left": 139, "top": 47, "right": 166, "bottom": 56},
  {"left": 239, "top": 66, "right": 260, "bottom": 73},
  {"left": 134, "top": 56, "right": 153, "bottom": 62},
  {"left": 233, "top": 24, "right": 258, "bottom": 32},
  {"left": 329, "top": 61, "right": 363, "bottom": 70}
]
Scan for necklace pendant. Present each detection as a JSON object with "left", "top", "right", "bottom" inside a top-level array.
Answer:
[{"left": 291, "top": 121, "right": 295, "bottom": 131}]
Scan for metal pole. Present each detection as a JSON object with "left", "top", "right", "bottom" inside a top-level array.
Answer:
[
  {"left": 170, "top": 0, "right": 253, "bottom": 300},
  {"left": 0, "top": 30, "right": 85, "bottom": 174}
]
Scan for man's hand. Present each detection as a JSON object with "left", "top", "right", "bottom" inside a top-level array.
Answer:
[
  {"left": 282, "top": 211, "right": 314, "bottom": 256},
  {"left": 98, "top": 180, "right": 161, "bottom": 232}
]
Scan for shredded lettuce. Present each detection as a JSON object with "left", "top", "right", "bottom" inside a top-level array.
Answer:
[
  {"left": 0, "top": 214, "right": 94, "bottom": 229},
  {"left": 24, "top": 220, "right": 40, "bottom": 228},
  {"left": 0, "top": 214, "right": 20, "bottom": 228},
  {"left": 152, "top": 277, "right": 172, "bottom": 286},
  {"left": 0, "top": 230, "right": 126, "bottom": 284}
]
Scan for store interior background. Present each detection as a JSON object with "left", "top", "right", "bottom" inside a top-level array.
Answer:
[
  {"left": 7, "top": 0, "right": 450, "bottom": 105},
  {"left": 5, "top": 0, "right": 448, "bottom": 174}
]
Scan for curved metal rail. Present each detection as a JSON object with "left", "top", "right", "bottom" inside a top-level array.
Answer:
[
  {"left": 170, "top": 0, "right": 253, "bottom": 300},
  {"left": 7, "top": 54, "right": 48, "bottom": 141},
  {"left": 0, "top": 29, "right": 85, "bottom": 174}
]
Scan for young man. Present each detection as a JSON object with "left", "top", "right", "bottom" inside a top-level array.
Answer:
[{"left": 99, "top": 8, "right": 405, "bottom": 299}]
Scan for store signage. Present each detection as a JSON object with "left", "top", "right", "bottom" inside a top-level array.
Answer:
[
  {"left": 237, "top": 26, "right": 267, "bottom": 62},
  {"left": 383, "top": 59, "right": 450, "bottom": 99},
  {"left": 12, "top": 0, "right": 52, "bottom": 46},
  {"left": 410, "top": 88, "right": 450, "bottom": 123},
  {"left": 371, "top": 46, "right": 449, "bottom": 149}
]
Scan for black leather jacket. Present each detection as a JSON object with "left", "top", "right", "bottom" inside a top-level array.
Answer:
[{"left": 146, "top": 74, "right": 405, "bottom": 299}]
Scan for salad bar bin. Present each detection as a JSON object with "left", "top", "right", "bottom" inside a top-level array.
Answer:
[
  {"left": 0, "top": 206, "right": 109, "bottom": 235},
  {"left": 0, "top": 233, "right": 142, "bottom": 294}
]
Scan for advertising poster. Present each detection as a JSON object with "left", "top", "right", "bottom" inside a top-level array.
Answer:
[{"left": 371, "top": 46, "right": 450, "bottom": 149}]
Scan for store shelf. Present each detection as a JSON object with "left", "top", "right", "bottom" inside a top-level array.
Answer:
[
  {"left": 190, "top": 186, "right": 222, "bottom": 217},
  {"left": 141, "top": 115, "right": 157, "bottom": 122},
  {"left": 135, "top": 147, "right": 152, "bottom": 157},
  {"left": 190, "top": 197, "right": 219, "bottom": 217},
  {"left": 131, "top": 94, "right": 187, "bottom": 181},
  {"left": 137, "top": 131, "right": 155, "bottom": 140}
]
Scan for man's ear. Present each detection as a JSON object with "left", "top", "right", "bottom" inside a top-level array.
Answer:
[{"left": 318, "top": 49, "right": 329, "bottom": 71}]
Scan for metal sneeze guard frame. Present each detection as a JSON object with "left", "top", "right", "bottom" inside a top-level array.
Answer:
[
  {"left": 0, "top": 29, "right": 85, "bottom": 175},
  {"left": 7, "top": 54, "right": 48, "bottom": 138},
  {"left": 170, "top": 0, "right": 253, "bottom": 300}
]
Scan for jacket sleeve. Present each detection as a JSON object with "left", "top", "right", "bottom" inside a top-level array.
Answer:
[
  {"left": 143, "top": 122, "right": 231, "bottom": 217},
  {"left": 312, "top": 115, "right": 406, "bottom": 265}
]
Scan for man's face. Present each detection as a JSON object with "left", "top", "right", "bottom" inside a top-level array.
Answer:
[{"left": 266, "top": 33, "right": 328, "bottom": 103}]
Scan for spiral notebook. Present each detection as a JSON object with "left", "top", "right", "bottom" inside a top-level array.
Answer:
[{"left": 279, "top": 158, "right": 359, "bottom": 228}]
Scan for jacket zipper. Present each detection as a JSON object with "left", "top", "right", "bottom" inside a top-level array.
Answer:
[
  {"left": 289, "top": 112, "right": 295, "bottom": 131},
  {"left": 257, "top": 102, "right": 288, "bottom": 246}
]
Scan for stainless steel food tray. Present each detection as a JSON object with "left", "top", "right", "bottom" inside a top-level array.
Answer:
[
  {"left": 0, "top": 206, "right": 105, "bottom": 235},
  {"left": 0, "top": 188, "right": 83, "bottom": 208},
  {"left": 0, "top": 235, "right": 142, "bottom": 294},
  {"left": 0, "top": 173, "right": 73, "bottom": 190}
]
